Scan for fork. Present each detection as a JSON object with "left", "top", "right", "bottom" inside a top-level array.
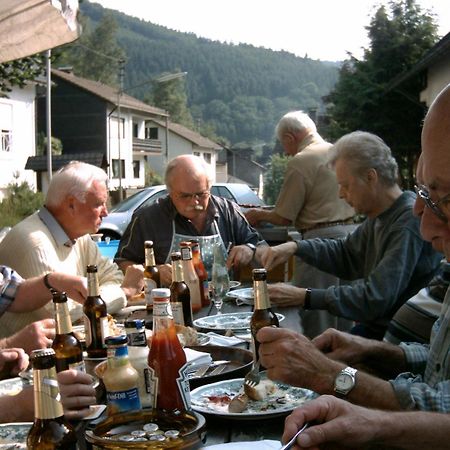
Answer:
[
  {"left": 279, "top": 423, "right": 309, "bottom": 450},
  {"left": 244, "top": 359, "right": 261, "bottom": 388}
]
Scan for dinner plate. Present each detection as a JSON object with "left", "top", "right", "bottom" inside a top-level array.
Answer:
[
  {"left": 190, "top": 374, "right": 316, "bottom": 420},
  {"left": 0, "top": 377, "right": 28, "bottom": 397},
  {"left": 193, "top": 312, "right": 285, "bottom": 331},
  {"left": 229, "top": 281, "right": 241, "bottom": 289},
  {"left": 226, "top": 288, "right": 254, "bottom": 305},
  {"left": 0, "top": 422, "right": 31, "bottom": 449}
]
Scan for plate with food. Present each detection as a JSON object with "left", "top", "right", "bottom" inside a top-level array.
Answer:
[
  {"left": 0, "top": 422, "right": 31, "bottom": 449},
  {"left": 0, "top": 378, "right": 29, "bottom": 397},
  {"left": 73, "top": 316, "right": 124, "bottom": 343},
  {"left": 190, "top": 373, "right": 315, "bottom": 420},
  {"left": 226, "top": 288, "right": 254, "bottom": 305},
  {"left": 193, "top": 312, "right": 284, "bottom": 332}
]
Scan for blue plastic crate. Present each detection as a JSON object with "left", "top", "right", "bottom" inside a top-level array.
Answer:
[{"left": 97, "top": 240, "right": 120, "bottom": 260}]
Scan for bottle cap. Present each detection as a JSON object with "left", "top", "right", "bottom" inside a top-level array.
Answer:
[
  {"left": 151, "top": 288, "right": 171, "bottom": 300},
  {"left": 124, "top": 319, "right": 146, "bottom": 330},
  {"left": 31, "top": 348, "right": 56, "bottom": 359},
  {"left": 105, "top": 334, "right": 128, "bottom": 346},
  {"left": 144, "top": 240, "right": 154, "bottom": 247}
]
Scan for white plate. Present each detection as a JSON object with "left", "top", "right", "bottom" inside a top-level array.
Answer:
[
  {"left": 0, "top": 377, "right": 28, "bottom": 397},
  {"left": 190, "top": 374, "right": 315, "bottom": 420},
  {"left": 226, "top": 288, "right": 254, "bottom": 305},
  {"left": 0, "top": 422, "right": 32, "bottom": 448},
  {"left": 193, "top": 312, "right": 284, "bottom": 331}
]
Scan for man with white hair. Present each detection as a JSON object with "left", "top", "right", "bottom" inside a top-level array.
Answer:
[
  {"left": 0, "top": 161, "right": 142, "bottom": 343},
  {"left": 245, "top": 111, "right": 356, "bottom": 338}
]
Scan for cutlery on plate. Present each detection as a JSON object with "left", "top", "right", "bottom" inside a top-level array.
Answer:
[
  {"left": 191, "top": 360, "right": 230, "bottom": 377},
  {"left": 279, "top": 422, "right": 309, "bottom": 450},
  {"left": 244, "top": 359, "right": 261, "bottom": 388},
  {"left": 209, "top": 364, "right": 228, "bottom": 376}
]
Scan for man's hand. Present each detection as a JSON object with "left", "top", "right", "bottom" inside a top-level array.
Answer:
[
  {"left": 121, "top": 264, "right": 144, "bottom": 300},
  {"left": 257, "top": 327, "right": 341, "bottom": 393},
  {"left": 57, "top": 369, "right": 97, "bottom": 420},
  {"left": 267, "top": 283, "right": 306, "bottom": 307},
  {"left": 259, "top": 242, "right": 297, "bottom": 271},
  {"left": 244, "top": 208, "right": 264, "bottom": 227},
  {"left": 0, "top": 348, "right": 29, "bottom": 378},
  {"left": 227, "top": 245, "right": 254, "bottom": 270},
  {"left": 158, "top": 263, "right": 173, "bottom": 287},
  {"left": 2, "top": 319, "right": 55, "bottom": 354},
  {"left": 49, "top": 273, "right": 88, "bottom": 304}
]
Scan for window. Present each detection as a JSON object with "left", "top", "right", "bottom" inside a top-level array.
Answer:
[
  {"left": 112, "top": 159, "right": 125, "bottom": 179},
  {"left": 193, "top": 151, "right": 200, "bottom": 157},
  {"left": 111, "top": 117, "right": 125, "bottom": 139},
  {"left": 203, "top": 152, "right": 212, "bottom": 164},
  {"left": 1, "top": 130, "right": 11, "bottom": 152},
  {"left": 133, "top": 123, "right": 138, "bottom": 138},
  {"left": 133, "top": 160, "right": 140, "bottom": 178},
  {"left": 145, "top": 127, "right": 158, "bottom": 139}
]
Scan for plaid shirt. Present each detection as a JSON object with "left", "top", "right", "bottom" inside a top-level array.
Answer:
[
  {"left": 391, "top": 286, "right": 450, "bottom": 412},
  {"left": 0, "top": 266, "right": 23, "bottom": 316}
]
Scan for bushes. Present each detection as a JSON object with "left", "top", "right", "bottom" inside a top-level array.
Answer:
[{"left": 0, "top": 179, "right": 44, "bottom": 228}]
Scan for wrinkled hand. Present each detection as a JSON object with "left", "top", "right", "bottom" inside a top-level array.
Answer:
[
  {"left": 58, "top": 369, "right": 97, "bottom": 420},
  {"left": 3, "top": 319, "right": 55, "bottom": 355},
  {"left": 244, "top": 208, "right": 263, "bottom": 227},
  {"left": 282, "top": 395, "right": 380, "bottom": 449},
  {"left": 312, "top": 328, "right": 374, "bottom": 367},
  {"left": 0, "top": 348, "right": 29, "bottom": 378},
  {"left": 227, "top": 245, "right": 253, "bottom": 270},
  {"left": 267, "top": 283, "right": 305, "bottom": 307},
  {"left": 122, "top": 264, "right": 145, "bottom": 300},
  {"left": 257, "top": 327, "right": 341, "bottom": 393},
  {"left": 158, "top": 264, "right": 173, "bottom": 287},
  {"left": 259, "top": 242, "right": 296, "bottom": 271},
  {"left": 51, "top": 273, "right": 88, "bottom": 304}
]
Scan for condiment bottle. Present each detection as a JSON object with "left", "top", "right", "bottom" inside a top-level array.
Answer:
[
  {"left": 103, "top": 334, "right": 141, "bottom": 415},
  {"left": 190, "top": 240, "right": 210, "bottom": 306},
  {"left": 83, "top": 264, "right": 108, "bottom": 358},
  {"left": 147, "top": 288, "right": 191, "bottom": 412},
  {"left": 144, "top": 240, "right": 161, "bottom": 311},
  {"left": 51, "top": 290, "right": 85, "bottom": 373},
  {"left": 27, "top": 348, "right": 77, "bottom": 449},
  {"left": 125, "top": 319, "right": 153, "bottom": 408},
  {"left": 170, "top": 252, "right": 193, "bottom": 327},
  {"left": 180, "top": 241, "right": 202, "bottom": 312},
  {"left": 250, "top": 268, "right": 279, "bottom": 361}
]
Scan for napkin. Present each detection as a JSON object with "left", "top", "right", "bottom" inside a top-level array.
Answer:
[
  {"left": 206, "top": 332, "right": 246, "bottom": 346},
  {"left": 202, "top": 440, "right": 281, "bottom": 449},
  {"left": 184, "top": 347, "right": 212, "bottom": 370}
]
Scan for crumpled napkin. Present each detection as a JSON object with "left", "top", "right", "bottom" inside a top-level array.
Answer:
[
  {"left": 206, "top": 332, "right": 246, "bottom": 346},
  {"left": 202, "top": 440, "right": 281, "bottom": 449},
  {"left": 184, "top": 347, "right": 212, "bottom": 370}
]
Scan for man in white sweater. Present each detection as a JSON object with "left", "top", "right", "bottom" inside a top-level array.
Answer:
[{"left": 0, "top": 161, "right": 142, "bottom": 340}]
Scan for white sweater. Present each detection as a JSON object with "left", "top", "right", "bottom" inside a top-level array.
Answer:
[{"left": 0, "top": 212, "right": 126, "bottom": 338}]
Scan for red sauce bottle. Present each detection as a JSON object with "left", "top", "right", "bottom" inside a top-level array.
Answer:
[
  {"left": 147, "top": 288, "right": 190, "bottom": 412},
  {"left": 190, "top": 240, "right": 210, "bottom": 307}
]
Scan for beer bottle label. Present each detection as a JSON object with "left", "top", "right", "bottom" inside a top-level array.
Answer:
[
  {"left": 83, "top": 314, "right": 92, "bottom": 347},
  {"left": 146, "top": 366, "right": 159, "bottom": 409},
  {"left": 145, "top": 279, "right": 157, "bottom": 307},
  {"left": 171, "top": 302, "right": 184, "bottom": 326},
  {"left": 106, "top": 387, "right": 141, "bottom": 413},
  {"left": 100, "top": 316, "right": 109, "bottom": 340},
  {"left": 176, "top": 363, "right": 191, "bottom": 411}
]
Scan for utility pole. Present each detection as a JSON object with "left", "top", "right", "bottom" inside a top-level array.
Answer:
[
  {"left": 46, "top": 50, "right": 52, "bottom": 181},
  {"left": 117, "top": 59, "right": 125, "bottom": 201}
]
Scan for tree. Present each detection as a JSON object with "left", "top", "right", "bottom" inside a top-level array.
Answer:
[
  {"left": 263, "top": 154, "right": 289, "bottom": 205},
  {"left": 324, "top": 0, "right": 438, "bottom": 188}
]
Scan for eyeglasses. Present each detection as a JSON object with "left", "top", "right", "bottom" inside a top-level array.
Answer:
[
  {"left": 176, "top": 191, "right": 210, "bottom": 201},
  {"left": 414, "top": 184, "right": 450, "bottom": 223}
]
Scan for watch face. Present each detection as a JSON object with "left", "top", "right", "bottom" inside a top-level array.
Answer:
[{"left": 336, "top": 373, "right": 354, "bottom": 390}]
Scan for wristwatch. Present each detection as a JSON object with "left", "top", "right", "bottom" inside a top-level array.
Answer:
[
  {"left": 334, "top": 366, "right": 357, "bottom": 398},
  {"left": 245, "top": 243, "right": 257, "bottom": 254}
]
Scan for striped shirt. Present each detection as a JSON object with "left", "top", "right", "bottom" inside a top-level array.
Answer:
[{"left": 0, "top": 266, "right": 23, "bottom": 316}]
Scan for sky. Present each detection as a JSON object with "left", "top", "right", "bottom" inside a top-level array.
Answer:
[{"left": 89, "top": 0, "right": 450, "bottom": 61}]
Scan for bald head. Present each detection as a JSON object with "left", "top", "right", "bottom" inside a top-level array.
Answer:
[{"left": 165, "top": 154, "right": 212, "bottom": 191}]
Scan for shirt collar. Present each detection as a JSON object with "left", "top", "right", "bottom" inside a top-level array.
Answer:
[
  {"left": 297, "top": 132, "right": 326, "bottom": 153},
  {"left": 38, "top": 206, "right": 75, "bottom": 247}
]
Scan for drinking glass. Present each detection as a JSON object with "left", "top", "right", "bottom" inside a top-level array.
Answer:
[{"left": 210, "top": 275, "right": 229, "bottom": 315}]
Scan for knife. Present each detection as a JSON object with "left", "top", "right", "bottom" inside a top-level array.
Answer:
[{"left": 191, "top": 360, "right": 230, "bottom": 377}]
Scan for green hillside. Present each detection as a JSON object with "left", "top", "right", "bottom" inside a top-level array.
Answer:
[{"left": 80, "top": 1, "right": 339, "bottom": 146}]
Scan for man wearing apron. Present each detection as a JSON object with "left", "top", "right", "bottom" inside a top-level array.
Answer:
[{"left": 115, "top": 155, "right": 264, "bottom": 286}]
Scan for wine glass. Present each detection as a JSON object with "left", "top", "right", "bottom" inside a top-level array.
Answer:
[{"left": 210, "top": 276, "right": 229, "bottom": 315}]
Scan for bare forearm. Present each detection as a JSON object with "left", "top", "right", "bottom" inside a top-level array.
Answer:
[
  {"left": 361, "top": 339, "right": 407, "bottom": 379},
  {"left": 10, "top": 276, "right": 51, "bottom": 312},
  {"left": 258, "top": 210, "right": 291, "bottom": 226}
]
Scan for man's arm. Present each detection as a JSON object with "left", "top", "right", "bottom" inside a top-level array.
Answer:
[{"left": 245, "top": 208, "right": 291, "bottom": 227}]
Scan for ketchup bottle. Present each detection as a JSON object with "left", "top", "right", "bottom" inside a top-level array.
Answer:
[{"left": 147, "top": 288, "right": 191, "bottom": 412}]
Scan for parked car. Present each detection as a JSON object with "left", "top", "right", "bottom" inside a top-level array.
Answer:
[{"left": 99, "top": 183, "right": 266, "bottom": 240}]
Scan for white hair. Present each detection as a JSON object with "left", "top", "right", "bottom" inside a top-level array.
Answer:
[
  {"left": 46, "top": 161, "right": 108, "bottom": 207},
  {"left": 275, "top": 111, "right": 317, "bottom": 141}
]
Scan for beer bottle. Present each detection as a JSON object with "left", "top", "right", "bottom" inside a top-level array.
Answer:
[
  {"left": 170, "top": 252, "right": 193, "bottom": 327},
  {"left": 180, "top": 241, "right": 202, "bottom": 312},
  {"left": 125, "top": 319, "right": 153, "bottom": 409},
  {"left": 103, "top": 335, "right": 141, "bottom": 415},
  {"left": 148, "top": 288, "right": 190, "bottom": 413},
  {"left": 144, "top": 240, "right": 161, "bottom": 311},
  {"left": 83, "top": 264, "right": 108, "bottom": 358},
  {"left": 27, "top": 348, "right": 78, "bottom": 449},
  {"left": 250, "top": 268, "right": 279, "bottom": 360},
  {"left": 51, "top": 291, "right": 85, "bottom": 373},
  {"left": 190, "top": 240, "right": 210, "bottom": 307}
]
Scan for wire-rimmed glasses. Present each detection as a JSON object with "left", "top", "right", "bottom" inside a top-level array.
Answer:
[{"left": 415, "top": 184, "right": 450, "bottom": 223}]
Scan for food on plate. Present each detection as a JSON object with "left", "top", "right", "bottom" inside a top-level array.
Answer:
[
  {"left": 243, "top": 379, "right": 276, "bottom": 401},
  {"left": 175, "top": 325, "right": 199, "bottom": 346},
  {"left": 73, "top": 314, "right": 122, "bottom": 341},
  {"left": 227, "top": 393, "right": 249, "bottom": 413}
]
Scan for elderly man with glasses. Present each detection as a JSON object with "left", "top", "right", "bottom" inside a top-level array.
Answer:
[{"left": 115, "top": 154, "right": 264, "bottom": 286}]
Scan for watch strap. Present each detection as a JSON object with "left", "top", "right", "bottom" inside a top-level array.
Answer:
[{"left": 334, "top": 366, "right": 357, "bottom": 398}]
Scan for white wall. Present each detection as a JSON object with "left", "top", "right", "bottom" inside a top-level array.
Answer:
[
  {"left": 0, "top": 84, "right": 37, "bottom": 200},
  {"left": 420, "top": 58, "right": 450, "bottom": 106}
]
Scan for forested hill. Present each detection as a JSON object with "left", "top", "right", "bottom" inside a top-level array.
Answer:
[{"left": 81, "top": 1, "right": 339, "bottom": 146}]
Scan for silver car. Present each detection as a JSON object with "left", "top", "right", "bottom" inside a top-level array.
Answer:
[{"left": 99, "top": 183, "right": 266, "bottom": 240}]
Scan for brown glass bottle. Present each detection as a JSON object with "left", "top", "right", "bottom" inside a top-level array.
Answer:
[
  {"left": 83, "top": 264, "right": 108, "bottom": 358},
  {"left": 250, "top": 268, "right": 279, "bottom": 360},
  {"left": 51, "top": 291, "right": 85, "bottom": 373},
  {"left": 180, "top": 241, "right": 202, "bottom": 312},
  {"left": 170, "top": 252, "right": 193, "bottom": 327},
  {"left": 144, "top": 240, "right": 161, "bottom": 311},
  {"left": 27, "top": 348, "right": 78, "bottom": 449},
  {"left": 190, "top": 240, "right": 210, "bottom": 307}
]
